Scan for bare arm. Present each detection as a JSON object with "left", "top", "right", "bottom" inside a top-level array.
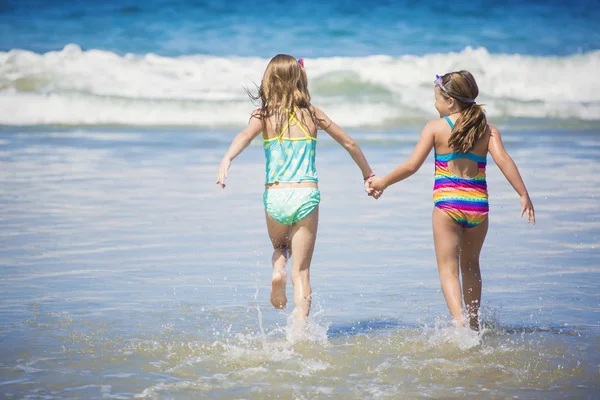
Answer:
[
  {"left": 488, "top": 126, "right": 528, "bottom": 195},
  {"left": 369, "top": 120, "right": 435, "bottom": 191},
  {"left": 216, "top": 111, "right": 263, "bottom": 188},
  {"left": 314, "top": 106, "right": 374, "bottom": 180},
  {"left": 488, "top": 125, "right": 535, "bottom": 223}
]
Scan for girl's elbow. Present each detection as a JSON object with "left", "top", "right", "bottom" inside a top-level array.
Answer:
[
  {"left": 406, "top": 162, "right": 419, "bottom": 175},
  {"left": 494, "top": 155, "right": 512, "bottom": 168},
  {"left": 236, "top": 132, "right": 254, "bottom": 145},
  {"left": 343, "top": 138, "right": 358, "bottom": 150}
]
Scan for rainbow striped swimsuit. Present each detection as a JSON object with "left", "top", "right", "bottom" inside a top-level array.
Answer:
[{"left": 433, "top": 116, "right": 489, "bottom": 228}]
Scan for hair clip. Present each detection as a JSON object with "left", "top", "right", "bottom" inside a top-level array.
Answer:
[
  {"left": 434, "top": 74, "right": 476, "bottom": 103},
  {"left": 298, "top": 58, "right": 304, "bottom": 68},
  {"left": 434, "top": 74, "right": 445, "bottom": 90}
]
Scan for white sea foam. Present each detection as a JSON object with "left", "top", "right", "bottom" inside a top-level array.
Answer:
[{"left": 1, "top": 44, "right": 599, "bottom": 126}]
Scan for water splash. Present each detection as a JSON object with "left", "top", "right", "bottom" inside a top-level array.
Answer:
[
  {"left": 253, "top": 288, "right": 268, "bottom": 350},
  {"left": 284, "top": 299, "right": 330, "bottom": 346},
  {"left": 423, "top": 317, "right": 483, "bottom": 351}
]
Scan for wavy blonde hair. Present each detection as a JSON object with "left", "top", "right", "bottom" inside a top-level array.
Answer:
[
  {"left": 438, "top": 70, "right": 487, "bottom": 153},
  {"left": 249, "top": 54, "right": 319, "bottom": 137}
]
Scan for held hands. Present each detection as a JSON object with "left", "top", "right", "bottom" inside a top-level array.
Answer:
[
  {"left": 366, "top": 175, "right": 387, "bottom": 200},
  {"left": 520, "top": 193, "right": 535, "bottom": 224},
  {"left": 368, "top": 176, "right": 387, "bottom": 192},
  {"left": 216, "top": 158, "right": 231, "bottom": 188},
  {"left": 364, "top": 175, "right": 384, "bottom": 199}
]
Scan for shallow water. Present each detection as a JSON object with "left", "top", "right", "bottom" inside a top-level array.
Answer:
[{"left": 0, "top": 126, "right": 599, "bottom": 399}]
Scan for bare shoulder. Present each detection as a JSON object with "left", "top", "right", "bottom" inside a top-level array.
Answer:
[
  {"left": 489, "top": 124, "right": 501, "bottom": 137},
  {"left": 245, "top": 108, "right": 266, "bottom": 136},
  {"left": 310, "top": 105, "right": 332, "bottom": 130},
  {"left": 250, "top": 107, "right": 264, "bottom": 119},
  {"left": 311, "top": 105, "right": 327, "bottom": 119},
  {"left": 248, "top": 108, "right": 265, "bottom": 126},
  {"left": 422, "top": 118, "right": 445, "bottom": 136}
]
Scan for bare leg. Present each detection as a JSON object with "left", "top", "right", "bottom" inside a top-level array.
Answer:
[
  {"left": 290, "top": 207, "right": 319, "bottom": 319},
  {"left": 432, "top": 207, "right": 465, "bottom": 325},
  {"left": 265, "top": 211, "right": 292, "bottom": 309},
  {"left": 460, "top": 217, "right": 488, "bottom": 331}
]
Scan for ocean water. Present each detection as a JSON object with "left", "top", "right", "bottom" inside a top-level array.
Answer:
[
  {"left": 1, "top": 0, "right": 600, "bottom": 398},
  {"left": 3, "top": 0, "right": 600, "bottom": 57},
  {"left": 1, "top": 0, "right": 599, "bottom": 126},
  {"left": 0, "top": 126, "right": 599, "bottom": 399}
]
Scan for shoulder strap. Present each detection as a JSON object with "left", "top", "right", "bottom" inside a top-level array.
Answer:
[
  {"left": 443, "top": 116, "right": 454, "bottom": 129},
  {"left": 288, "top": 112, "right": 312, "bottom": 139},
  {"left": 279, "top": 108, "right": 312, "bottom": 139},
  {"left": 278, "top": 109, "right": 294, "bottom": 139}
]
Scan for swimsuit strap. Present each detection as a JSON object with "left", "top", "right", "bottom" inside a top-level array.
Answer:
[
  {"left": 436, "top": 152, "right": 487, "bottom": 163},
  {"left": 288, "top": 111, "right": 312, "bottom": 139},
  {"left": 443, "top": 115, "right": 455, "bottom": 129},
  {"left": 278, "top": 109, "right": 295, "bottom": 139},
  {"left": 438, "top": 116, "right": 486, "bottom": 162},
  {"left": 279, "top": 108, "right": 312, "bottom": 139}
]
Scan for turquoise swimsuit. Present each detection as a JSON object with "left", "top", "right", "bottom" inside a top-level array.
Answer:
[{"left": 262, "top": 109, "right": 321, "bottom": 225}]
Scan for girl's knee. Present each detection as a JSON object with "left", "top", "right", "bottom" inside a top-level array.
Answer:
[
  {"left": 439, "top": 268, "right": 459, "bottom": 280},
  {"left": 460, "top": 256, "right": 480, "bottom": 268},
  {"left": 273, "top": 242, "right": 289, "bottom": 250},
  {"left": 438, "top": 260, "right": 459, "bottom": 272},
  {"left": 291, "top": 268, "right": 309, "bottom": 281}
]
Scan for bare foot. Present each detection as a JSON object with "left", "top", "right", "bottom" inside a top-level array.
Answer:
[
  {"left": 451, "top": 315, "right": 467, "bottom": 328},
  {"left": 270, "top": 269, "right": 287, "bottom": 309}
]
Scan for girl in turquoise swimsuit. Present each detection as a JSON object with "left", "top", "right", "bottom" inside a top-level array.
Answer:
[{"left": 216, "top": 54, "right": 379, "bottom": 320}]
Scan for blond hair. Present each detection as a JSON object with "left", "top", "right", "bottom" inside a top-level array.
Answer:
[
  {"left": 249, "top": 54, "right": 319, "bottom": 136},
  {"left": 438, "top": 70, "right": 487, "bottom": 153}
]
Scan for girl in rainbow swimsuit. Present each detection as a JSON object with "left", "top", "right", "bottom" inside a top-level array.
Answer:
[
  {"left": 369, "top": 70, "right": 535, "bottom": 330},
  {"left": 216, "top": 54, "right": 379, "bottom": 320}
]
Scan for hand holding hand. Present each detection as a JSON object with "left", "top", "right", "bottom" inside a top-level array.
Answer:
[
  {"left": 364, "top": 176, "right": 375, "bottom": 196},
  {"left": 368, "top": 176, "right": 387, "bottom": 193},
  {"left": 520, "top": 193, "right": 535, "bottom": 224},
  {"left": 365, "top": 176, "right": 384, "bottom": 199},
  {"left": 216, "top": 158, "right": 231, "bottom": 188}
]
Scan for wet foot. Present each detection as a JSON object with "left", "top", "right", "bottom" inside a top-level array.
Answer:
[
  {"left": 270, "top": 269, "right": 287, "bottom": 309},
  {"left": 451, "top": 315, "right": 467, "bottom": 328}
]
